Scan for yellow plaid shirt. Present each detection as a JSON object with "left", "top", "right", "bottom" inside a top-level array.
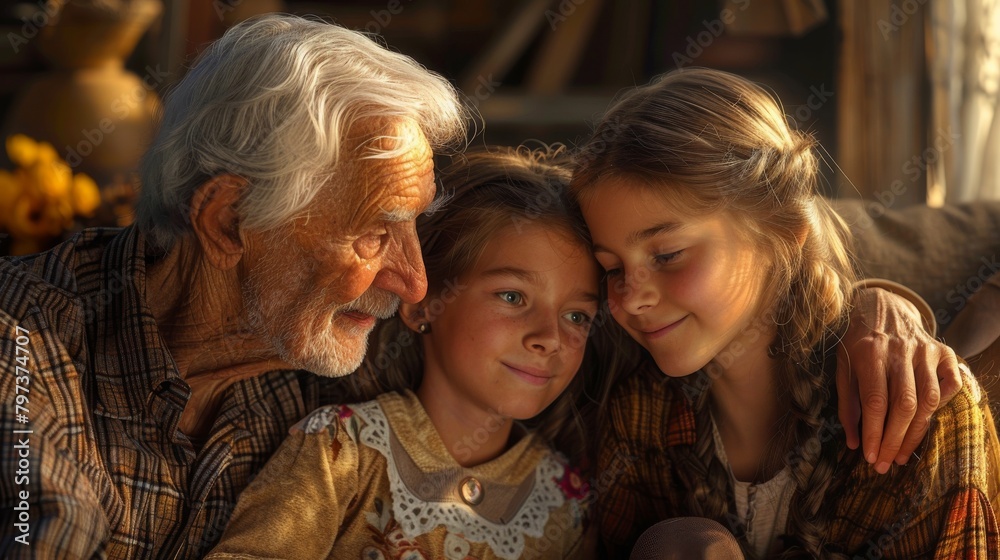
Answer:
[
  {"left": 0, "top": 226, "right": 335, "bottom": 559},
  {"left": 597, "top": 361, "right": 1000, "bottom": 559}
]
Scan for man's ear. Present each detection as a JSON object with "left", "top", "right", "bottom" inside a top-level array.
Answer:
[
  {"left": 399, "top": 301, "right": 428, "bottom": 333},
  {"left": 189, "top": 174, "right": 248, "bottom": 271}
]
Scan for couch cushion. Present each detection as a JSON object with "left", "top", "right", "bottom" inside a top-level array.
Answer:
[{"left": 831, "top": 199, "right": 1000, "bottom": 330}]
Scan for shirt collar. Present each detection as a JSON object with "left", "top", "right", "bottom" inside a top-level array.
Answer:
[
  {"left": 91, "top": 225, "right": 184, "bottom": 419},
  {"left": 666, "top": 383, "right": 698, "bottom": 447},
  {"left": 638, "top": 361, "right": 699, "bottom": 448}
]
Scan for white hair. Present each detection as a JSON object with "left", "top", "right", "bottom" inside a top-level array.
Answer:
[{"left": 135, "top": 14, "right": 468, "bottom": 250}]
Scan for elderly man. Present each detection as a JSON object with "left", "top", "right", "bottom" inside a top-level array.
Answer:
[
  {"left": 0, "top": 15, "right": 464, "bottom": 559},
  {"left": 0, "top": 14, "right": 960, "bottom": 560}
]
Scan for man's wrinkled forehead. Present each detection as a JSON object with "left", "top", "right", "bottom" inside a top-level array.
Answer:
[{"left": 335, "top": 117, "right": 437, "bottom": 215}]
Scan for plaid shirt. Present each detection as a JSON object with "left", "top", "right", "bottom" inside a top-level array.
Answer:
[
  {"left": 597, "top": 361, "right": 1000, "bottom": 559},
  {"left": 0, "top": 226, "right": 331, "bottom": 559}
]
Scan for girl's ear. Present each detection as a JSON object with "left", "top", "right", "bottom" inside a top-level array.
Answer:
[{"left": 399, "top": 301, "right": 428, "bottom": 333}]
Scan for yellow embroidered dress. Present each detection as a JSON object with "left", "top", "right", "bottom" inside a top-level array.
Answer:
[{"left": 207, "top": 390, "right": 589, "bottom": 559}]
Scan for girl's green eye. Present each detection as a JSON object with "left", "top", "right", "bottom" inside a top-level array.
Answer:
[
  {"left": 498, "top": 291, "right": 523, "bottom": 305},
  {"left": 565, "top": 311, "right": 591, "bottom": 325}
]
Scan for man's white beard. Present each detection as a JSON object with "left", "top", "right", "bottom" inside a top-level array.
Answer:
[{"left": 242, "top": 254, "right": 400, "bottom": 377}]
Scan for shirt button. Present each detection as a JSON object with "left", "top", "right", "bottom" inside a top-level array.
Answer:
[{"left": 460, "top": 476, "right": 483, "bottom": 506}]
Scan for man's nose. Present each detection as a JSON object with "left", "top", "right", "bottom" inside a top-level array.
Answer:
[{"left": 372, "top": 228, "right": 427, "bottom": 304}]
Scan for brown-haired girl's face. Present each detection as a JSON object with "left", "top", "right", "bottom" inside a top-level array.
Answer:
[
  {"left": 580, "top": 178, "right": 775, "bottom": 378},
  {"left": 418, "top": 223, "right": 599, "bottom": 421}
]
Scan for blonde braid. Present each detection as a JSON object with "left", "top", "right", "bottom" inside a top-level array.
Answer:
[
  {"left": 776, "top": 354, "right": 848, "bottom": 559},
  {"left": 668, "top": 373, "right": 754, "bottom": 558}
]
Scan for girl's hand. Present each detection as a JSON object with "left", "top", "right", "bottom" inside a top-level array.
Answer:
[{"left": 835, "top": 285, "right": 962, "bottom": 474}]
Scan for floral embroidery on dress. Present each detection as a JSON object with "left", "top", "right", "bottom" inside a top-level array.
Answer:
[
  {"left": 293, "top": 405, "right": 337, "bottom": 435},
  {"left": 337, "top": 405, "right": 361, "bottom": 442},
  {"left": 362, "top": 502, "right": 481, "bottom": 560},
  {"left": 336, "top": 405, "right": 355, "bottom": 420},
  {"left": 555, "top": 465, "right": 590, "bottom": 500},
  {"left": 554, "top": 462, "right": 590, "bottom": 530},
  {"left": 363, "top": 497, "right": 432, "bottom": 560}
]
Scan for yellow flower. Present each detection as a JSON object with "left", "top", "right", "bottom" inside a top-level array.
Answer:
[
  {"left": 12, "top": 167, "right": 43, "bottom": 200},
  {"left": 25, "top": 160, "right": 72, "bottom": 199},
  {"left": 2, "top": 134, "right": 107, "bottom": 252},
  {"left": 7, "top": 194, "right": 51, "bottom": 239},
  {"left": 35, "top": 142, "right": 61, "bottom": 165},
  {"left": 6, "top": 134, "right": 39, "bottom": 167},
  {"left": 71, "top": 173, "right": 101, "bottom": 216}
]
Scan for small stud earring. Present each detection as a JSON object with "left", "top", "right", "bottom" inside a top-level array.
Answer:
[{"left": 418, "top": 323, "right": 430, "bottom": 334}]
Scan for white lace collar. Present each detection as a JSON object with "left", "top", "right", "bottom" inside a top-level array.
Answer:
[{"left": 351, "top": 393, "right": 568, "bottom": 560}]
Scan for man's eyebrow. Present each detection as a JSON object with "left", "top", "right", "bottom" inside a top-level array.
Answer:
[
  {"left": 422, "top": 184, "right": 452, "bottom": 217},
  {"left": 382, "top": 208, "right": 419, "bottom": 222},
  {"left": 593, "top": 221, "right": 684, "bottom": 252},
  {"left": 383, "top": 195, "right": 449, "bottom": 223}
]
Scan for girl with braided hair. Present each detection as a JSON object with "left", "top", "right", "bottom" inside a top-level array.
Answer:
[{"left": 572, "top": 68, "right": 1000, "bottom": 558}]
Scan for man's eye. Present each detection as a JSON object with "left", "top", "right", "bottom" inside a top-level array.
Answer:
[
  {"left": 497, "top": 291, "right": 523, "bottom": 305},
  {"left": 355, "top": 232, "right": 386, "bottom": 259}
]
